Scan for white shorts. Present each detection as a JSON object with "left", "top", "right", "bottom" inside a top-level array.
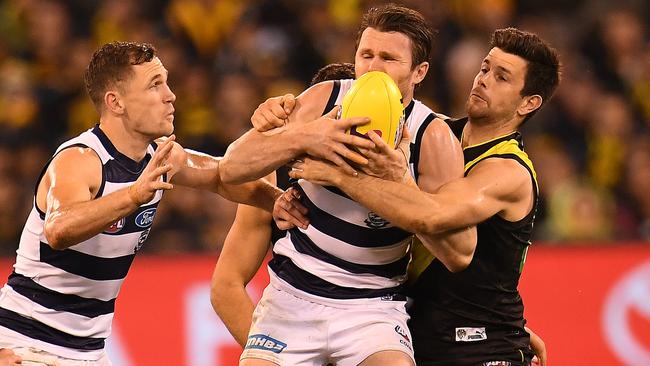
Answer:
[
  {"left": 241, "top": 275, "right": 414, "bottom": 366},
  {"left": 0, "top": 326, "right": 110, "bottom": 365}
]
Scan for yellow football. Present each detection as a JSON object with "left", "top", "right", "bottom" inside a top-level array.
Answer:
[{"left": 340, "top": 71, "right": 405, "bottom": 149}]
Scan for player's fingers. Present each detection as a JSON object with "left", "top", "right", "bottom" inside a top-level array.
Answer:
[
  {"left": 330, "top": 156, "right": 359, "bottom": 176},
  {"left": 338, "top": 117, "right": 371, "bottom": 130},
  {"left": 251, "top": 115, "right": 272, "bottom": 132},
  {"left": 150, "top": 164, "right": 173, "bottom": 179},
  {"left": 288, "top": 169, "right": 301, "bottom": 180},
  {"left": 285, "top": 192, "right": 308, "bottom": 216},
  {"left": 334, "top": 144, "right": 368, "bottom": 166},
  {"left": 269, "top": 99, "right": 289, "bottom": 120},
  {"left": 151, "top": 136, "right": 175, "bottom": 165},
  {"left": 281, "top": 202, "right": 309, "bottom": 229},
  {"left": 260, "top": 108, "right": 285, "bottom": 128},
  {"left": 282, "top": 93, "right": 296, "bottom": 114},
  {"left": 289, "top": 187, "right": 301, "bottom": 200},
  {"left": 366, "top": 130, "right": 391, "bottom": 154},
  {"left": 338, "top": 133, "right": 376, "bottom": 150},
  {"left": 151, "top": 181, "right": 174, "bottom": 191},
  {"left": 362, "top": 148, "right": 382, "bottom": 163},
  {"left": 275, "top": 218, "right": 296, "bottom": 231},
  {"left": 290, "top": 161, "right": 305, "bottom": 172}
]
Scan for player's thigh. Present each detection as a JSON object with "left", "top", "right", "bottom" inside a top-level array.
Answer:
[{"left": 358, "top": 350, "right": 414, "bottom": 366}]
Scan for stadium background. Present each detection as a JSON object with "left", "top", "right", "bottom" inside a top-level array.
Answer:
[{"left": 0, "top": 0, "right": 648, "bottom": 364}]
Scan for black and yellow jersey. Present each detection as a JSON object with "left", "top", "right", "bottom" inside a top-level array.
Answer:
[{"left": 408, "top": 118, "right": 537, "bottom": 365}]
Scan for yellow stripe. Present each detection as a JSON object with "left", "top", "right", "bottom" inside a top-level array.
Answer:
[
  {"left": 464, "top": 138, "right": 538, "bottom": 189},
  {"left": 407, "top": 237, "right": 435, "bottom": 284}
]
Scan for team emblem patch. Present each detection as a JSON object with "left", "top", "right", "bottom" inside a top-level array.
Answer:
[
  {"left": 364, "top": 212, "right": 389, "bottom": 228},
  {"left": 455, "top": 327, "right": 487, "bottom": 342},
  {"left": 245, "top": 334, "right": 287, "bottom": 354},
  {"left": 104, "top": 218, "right": 125, "bottom": 234}
]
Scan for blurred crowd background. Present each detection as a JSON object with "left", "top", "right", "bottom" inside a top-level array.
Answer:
[{"left": 0, "top": 0, "right": 648, "bottom": 256}]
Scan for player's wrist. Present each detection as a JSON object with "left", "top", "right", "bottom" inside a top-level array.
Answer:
[{"left": 128, "top": 184, "right": 143, "bottom": 206}]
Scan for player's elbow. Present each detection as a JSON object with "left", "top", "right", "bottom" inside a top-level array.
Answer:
[
  {"left": 43, "top": 222, "right": 70, "bottom": 250},
  {"left": 445, "top": 253, "right": 472, "bottom": 273},
  {"left": 209, "top": 279, "right": 225, "bottom": 312},
  {"left": 413, "top": 216, "right": 443, "bottom": 238},
  {"left": 210, "top": 275, "right": 236, "bottom": 314}
]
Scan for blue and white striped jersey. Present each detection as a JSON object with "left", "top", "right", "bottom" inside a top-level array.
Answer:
[
  {"left": 269, "top": 79, "right": 437, "bottom": 300},
  {"left": 0, "top": 125, "right": 164, "bottom": 358}
]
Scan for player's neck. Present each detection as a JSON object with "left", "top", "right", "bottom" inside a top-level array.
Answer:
[
  {"left": 98, "top": 118, "right": 151, "bottom": 162},
  {"left": 462, "top": 117, "right": 519, "bottom": 148}
]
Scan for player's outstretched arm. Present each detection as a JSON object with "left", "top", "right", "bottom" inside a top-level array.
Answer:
[
  {"left": 219, "top": 82, "right": 375, "bottom": 184},
  {"left": 43, "top": 137, "right": 175, "bottom": 250},
  {"left": 211, "top": 175, "right": 276, "bottom": 347},
  {"left": 288, "top": 157, "right": 530, "bottom": 268}
]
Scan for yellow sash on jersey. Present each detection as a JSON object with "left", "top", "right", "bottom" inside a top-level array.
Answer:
[
  {"left": 406, "top": 236, "right": 435, "bottom": 285},
  {"left": 407, "top": 135, "right": 537, "bottom": 283}
]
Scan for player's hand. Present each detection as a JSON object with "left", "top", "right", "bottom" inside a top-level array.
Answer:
[
  {"left": 0, "top": 348, "right": 22, "bottom": 365},
  {"left": 273, "top": 187, "right": 309, "bottom": 230},
  {"left": 526, "top": 327, "right": 547, "bottom": 366},
  {"left": 295, "top": 106, "right": 375, "bottom": 176},
  {"left": 251, "top": 94, "right": 296, "bottom": 132},
  {"left": 288, "top": 157, "right": 343, "bottom": 187},
  {"left": 359, "top": 125, "right": 411, "bottom": 182},
  {"left": 128, "top": 135, "right": 175, "bottom": 206}
]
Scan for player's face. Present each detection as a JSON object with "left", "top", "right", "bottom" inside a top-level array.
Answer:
[
  {"left": 467, "top": 47, "right": 528, "bottom": 123},
  {"left": 355, "top": 27, "right": 425, "bottom": 104},
  {"left": 120, "top": 57, "right": 176, "bottom": 139}
]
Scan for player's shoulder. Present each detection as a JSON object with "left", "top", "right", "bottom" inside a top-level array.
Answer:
[
  {"left": 470, "top": 156, "right": 530, "bottom": 184},
  {"left": 52, "top": 145, "right": 101, "bottom": 166},
  {"left": 47, "top": 145, "right": 102, "bottom": 185},
  {"left": 422, "top": 117, "right": 458, "bottom": 143},
  {"left": 300, "top": 80, "right": 337, "bottom": 101}
]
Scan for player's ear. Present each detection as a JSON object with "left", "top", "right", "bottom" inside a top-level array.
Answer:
[
  {"left": 517, "top": 94, "right": 542, "bottom": 117},
  {"left": 412, "top": 62, "right": 429, "bottom": 85},
  {"left": 105, "top": 90, "right": 125, "bottom": 115}
]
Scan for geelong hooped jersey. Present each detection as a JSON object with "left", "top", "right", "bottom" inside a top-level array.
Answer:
[
  {"left": 0, "top": 125, "right": 163, "bottom": 356},
  {"left": 269, "top": 79, "right": 437, "bottom": 300}
]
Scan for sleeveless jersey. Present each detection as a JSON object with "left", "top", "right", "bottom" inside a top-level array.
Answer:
[
  {"left": 269, "top": 79, "right": 437, "bottom": 300},
  {"left": 408, "top": 118, "right": 538, "bottom": 364},
  {"left": 0, "top": 125, "right": 164, "bottom": 357}
]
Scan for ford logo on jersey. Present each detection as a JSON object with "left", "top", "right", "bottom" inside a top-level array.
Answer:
[{"left": 135, "top": 208, "right": 157, "bottom": 228}]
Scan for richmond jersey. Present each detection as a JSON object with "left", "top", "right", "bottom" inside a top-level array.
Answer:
[
  {"left": 409, "top": 118, "right": 538, "bottom": 365},
  {"left": 0, "top": 125, "right": 163, "bottom": 359},
  {"left": 269, "top": 79, "right": 438, "bottom": 300}
]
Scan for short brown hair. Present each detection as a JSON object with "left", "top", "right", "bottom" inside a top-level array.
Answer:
[
  {"left": 84, "top": 41, "right": 156, "bottom": 111},
  {"left": 310, "top": 63, "right": 355, "bottom": 86},
  {"left": 490, "top": 28, "right": 560, "bottom": 107},
  {"left": 356, "top": 4, "right": 434, "bottom": 69}
]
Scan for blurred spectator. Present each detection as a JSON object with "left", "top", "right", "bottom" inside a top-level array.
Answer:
[{"left": 0, "top": 0, "right": 648, "bottom": 256}]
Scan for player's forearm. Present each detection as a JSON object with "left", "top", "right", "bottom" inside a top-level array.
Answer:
[
  {"left": 211, "top": 282, "right": 255, "bottom": 347},
  {"left": 417, "top": 226, "right": 476, "bottom": 272},
  {"left": 44, "top": 187, "right": 139, "bottom": 250},
  {"left": 336, "top": 173, "right": 451, "bottom": 235},
  {"left": 220, "top": 128, "right": 304, "bottom": 184},
  {"left": 218, "top": 179, "right": 282, "bottom": 213}
]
